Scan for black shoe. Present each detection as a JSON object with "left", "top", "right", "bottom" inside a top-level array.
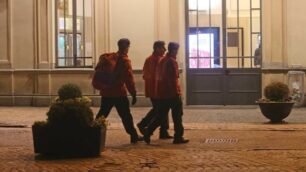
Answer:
[
  {"left": 137, "top": 123, "right": 146, "bottom": 135},
  {"left": 159, "top": 133, "right": 174, "bottom": 140},
  {"left": 131, "top": 136, "right": 144, "bottom": 144},
  {"left": 143, "top": 135, "right": 151, "bottom": 144},
  {"left": 173, "top": 138, "right": 189, "bottom": 144}
]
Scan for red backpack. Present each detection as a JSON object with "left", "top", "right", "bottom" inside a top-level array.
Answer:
[{"left": 92, "top": 53, "right": 117, "bottom": 90}]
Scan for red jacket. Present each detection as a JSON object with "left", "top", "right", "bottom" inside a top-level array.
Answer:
[
  {"left": 143, "top": 53, "right": 162, "bottom": 98},
  {"left": 94, "top": 52, "right": 137, "bottom": 97},
  {"left": 155, "top": 54, "right": 181, "bottom": 99}
]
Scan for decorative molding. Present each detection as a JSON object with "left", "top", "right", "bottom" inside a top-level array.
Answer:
[
  {"left": 105, "top": 0, "right": 110, "bottom": 52},
  {"left": 34, "top": 0, "right": 38, "bottom": 69},
  {"left": 7, "top": 0, "right": 12, "bottom": 67},
  {"left": 0, "top": 62, "right": 11, "bottom": 68},
  {"left": 154, "top": 0, "right": 159, "bottom": 40},
  {"left": 271, "top": 0, "right": 284, "bottom": 66},
  {"left": 0, "top": 0, "right": 8, "bottom": 65},
  {"left": 48, "top": 0, "right": 56, "bottom": 68},
  {"left": 36, "top": 0, "right": 50, "bottom": 68},
  {"left": 92, "top": 0, "right": 96, "bottom": 66},
  {"left": 156, "top": 0, "right": 171, "bottom": 41},
  {"left": 94, "top": 0, "right": 107, "bottom": 68},
  {"left": 38, "top": 63, "right": 51, "bottom": 69},
  {"left": 6, "top": 0, "right": 14, "bottom": 99},
  {"left": 262, "top": 68, "right": 306, "bottom": 74},
  {"left": 282, "top": 0, "right": 288, "bottom": 67},
  {"left": 33, "top": 0, "right": 39, "bottom": 96}
]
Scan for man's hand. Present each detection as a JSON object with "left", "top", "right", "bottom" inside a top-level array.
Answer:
[{"left": 131, "top": 95, "right": 137, "bottom": 105}]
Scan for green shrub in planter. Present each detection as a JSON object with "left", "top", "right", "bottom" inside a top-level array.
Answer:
[
  {"left": 257, "top": 82, "right": 294, "bottom": 123},
  {"left": 58, "top": 83, "right": 82, "bottom": 101},
  {"left": 32, "top": 84, "right": 107, "bottom": 157},
  {"left": 264, "top": 82, "right": 290, "bottom": 102},
  {"left": 47, "top": 97, "right": 94, "bottom": 128}
]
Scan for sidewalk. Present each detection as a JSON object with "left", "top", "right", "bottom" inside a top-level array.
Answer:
[
  {"left": 1, "top": 107, "right": 306, "bottom": 171},
  {"left": 1, "top": 106, "right": 306, "bottom": 126}
]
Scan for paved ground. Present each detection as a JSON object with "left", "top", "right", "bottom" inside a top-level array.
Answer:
[{"left": 1, "top": 106, "right": 306, "bottom": 171}]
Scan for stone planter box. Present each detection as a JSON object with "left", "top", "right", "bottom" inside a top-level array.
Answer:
[{"left": 32, "top": 125, "right": 106, "bottom": 157}]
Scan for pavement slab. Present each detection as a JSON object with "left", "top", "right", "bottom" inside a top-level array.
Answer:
[{"left": 1, "top": 107, "right": 306, "bottom": 171}]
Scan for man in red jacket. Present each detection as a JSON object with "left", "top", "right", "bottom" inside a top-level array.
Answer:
[
  {"left": 144, "top": 42, "right": 189, "bottom": 144},
  {"left": 137, "top": 41, "right": 172, "bottom": 139},
  {"left": 95, "top": 38, "right": 142, "bottom": 144}
]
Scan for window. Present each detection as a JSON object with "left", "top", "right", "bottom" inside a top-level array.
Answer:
[
  {"left": 55, "top": 0, "right": 93, "bottom": 68},
  {"left": 188, "top": 0, "right": 223, "bottom": 69},
  {"left": 189, "top": 27, "right": 220, "bottom": 68},
  {"left": 189, "top": 0, "right": 221, "bottom": 11}
]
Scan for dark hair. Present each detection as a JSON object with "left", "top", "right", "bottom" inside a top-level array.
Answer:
[
  {"left": 118, "top": 38, "right": 130, "bottom": 49},
  {"left": 168, "top": 42, "right": 180, "bottom": 52},
  {"left": 153, "top": 41, "right": 165, "bottom": 51}
]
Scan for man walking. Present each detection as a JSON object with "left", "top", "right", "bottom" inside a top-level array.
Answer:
[
  {"left": 143, "top": 42, "right": 189, "bottom": 144},
  {"left": 94, "top": 38, "right": 142, "bottom": 144},
  {"left": 137, "top": 41, "right": 173, "bottom": 139}
]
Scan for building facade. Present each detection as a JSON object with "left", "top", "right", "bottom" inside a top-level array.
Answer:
[{"left": 0, "top": 0, "right": 305, "bottom": 106}]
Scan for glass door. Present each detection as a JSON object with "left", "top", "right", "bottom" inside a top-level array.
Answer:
[{"left": 186, "top": 0, "right": 262, "bottom": 105}]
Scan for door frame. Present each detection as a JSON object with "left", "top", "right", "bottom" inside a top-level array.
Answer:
[{"left": 185, "top": 0, "right": 263, "bottom": 105}]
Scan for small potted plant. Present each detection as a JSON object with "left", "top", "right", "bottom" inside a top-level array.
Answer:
[
  {"left": 32, "top": 84, "right": 107, "bottom": 157},
  {"left": 257, "top": 82, "right": 295, "bottom": 123}
]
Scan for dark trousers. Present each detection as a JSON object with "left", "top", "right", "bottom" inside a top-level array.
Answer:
[
  {"left": 146, "top": 97, "right": 184, "bottom": 139},
  {"left": 138, "top": 99, "right": 169, "bottom": 134},
  {"left": 96, "top": 96, "right": 138, "bottom": 138}
]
